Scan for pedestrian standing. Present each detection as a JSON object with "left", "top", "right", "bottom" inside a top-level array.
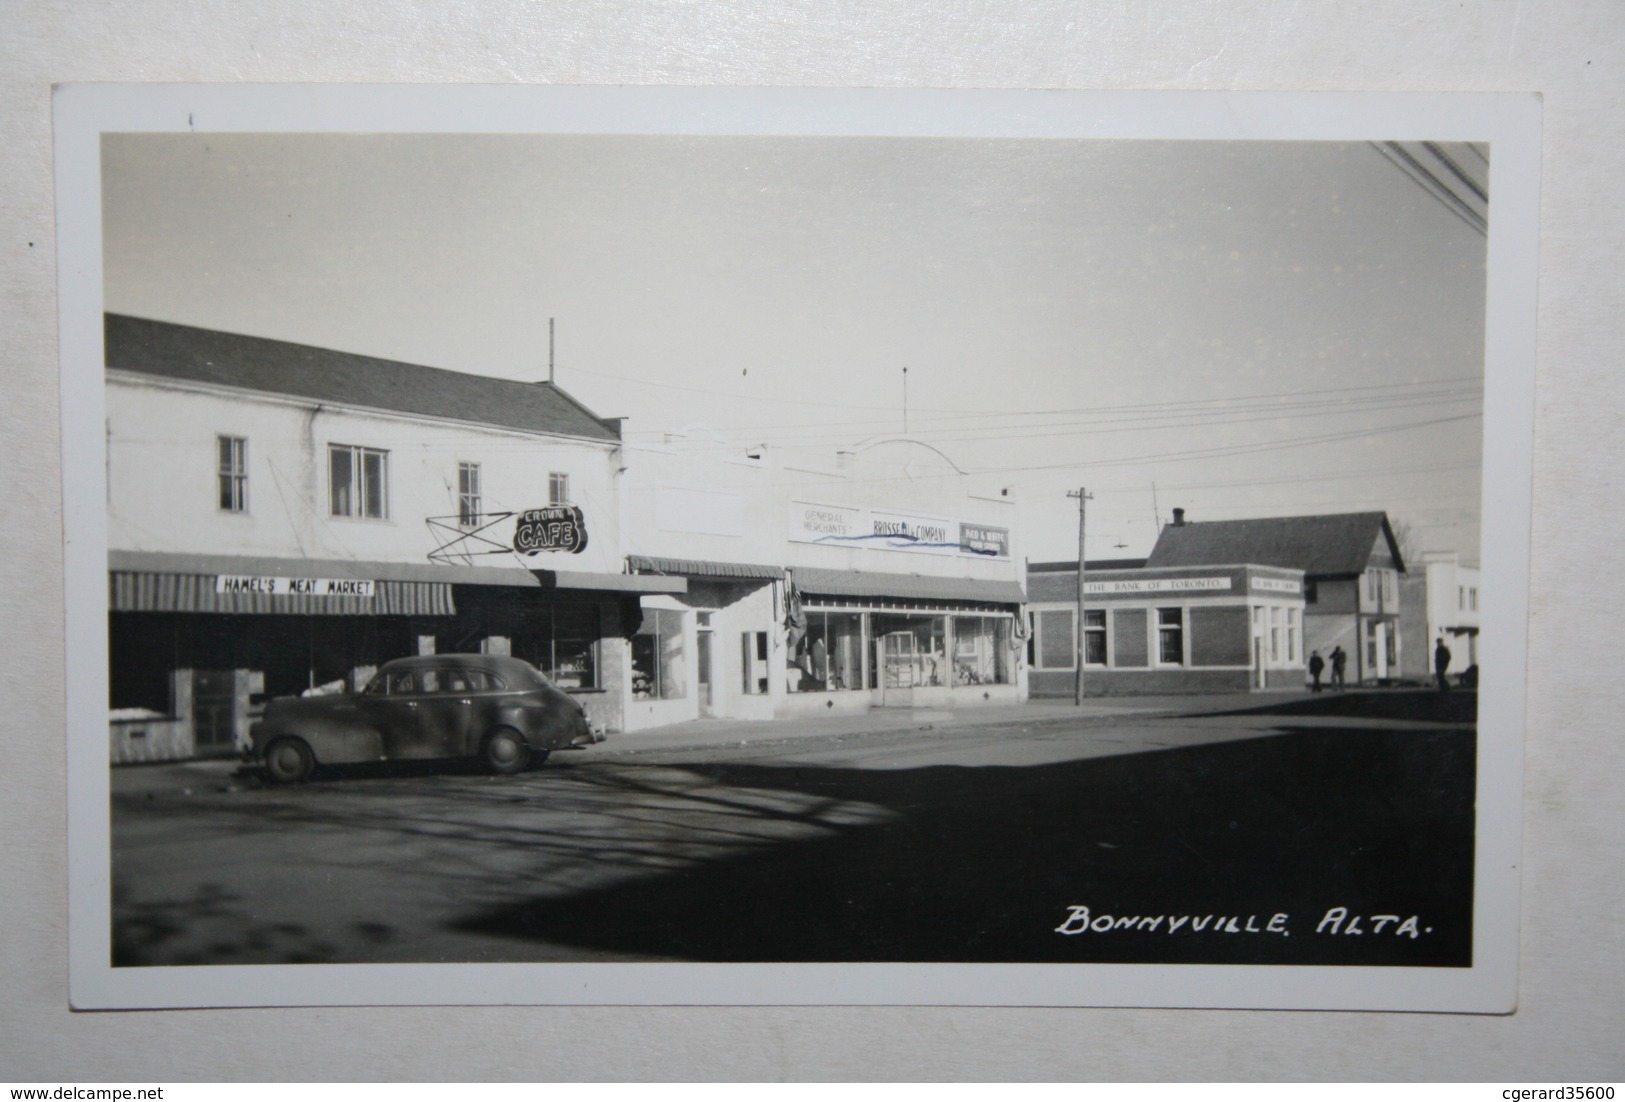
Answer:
[
  {"left": 1434, "top": 637, "right": 1453, "bottom": 692},
  {"left": 1330, "top": 645, "right": 1346, "bottom": 691},
  {"left": 1308, "top": 650, "right": 1325, "bottom": 693}
]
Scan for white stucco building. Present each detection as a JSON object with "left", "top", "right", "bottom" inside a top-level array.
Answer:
[
  {"left": 620, "top": 430, "right": 1029, "bottom": 726},
  {"left": 1399, "top": 550, "right": 1481, "bottom": 683},
  {"left": 105, "top": 314, "right": 681, "bottom": 761}
]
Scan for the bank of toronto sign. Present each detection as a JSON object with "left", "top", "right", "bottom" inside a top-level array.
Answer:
[{"left": 789, "top": 502, "right": 1009, "bottom": 558}]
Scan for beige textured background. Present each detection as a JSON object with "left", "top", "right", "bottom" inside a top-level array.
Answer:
[{"left": 2, "top": 1, "right": 1621, "bottom": 1082}]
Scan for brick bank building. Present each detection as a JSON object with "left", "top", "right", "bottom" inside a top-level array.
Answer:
[{"left": 1025, "top": 509, "right": 1409, "bottom": 696}]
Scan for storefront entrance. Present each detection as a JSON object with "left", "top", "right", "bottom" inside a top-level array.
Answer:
[
  {"left": 697, "top": 613, "right": 715, "bottom": 717},
  {"left": 879, "top": 630, "right": 918, "bottom": 708}
]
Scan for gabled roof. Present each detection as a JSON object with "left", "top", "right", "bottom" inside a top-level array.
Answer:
[
  {"left": 1028, "top": 558, "right": 1149, "bottom": 573},
  {"left": 104, "top": 313, "right": 621, "bottom": 443},
  {"left": 1145, "top": 512, "right": 1404, "bottom": 577}
]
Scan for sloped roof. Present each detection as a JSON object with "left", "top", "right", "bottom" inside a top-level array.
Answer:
[
  {"left": 1145, "top": 512, "right": 1404, "bottom": 577},
  {"left": 104, "top": 313, "right": 621, "bottom": 443}
]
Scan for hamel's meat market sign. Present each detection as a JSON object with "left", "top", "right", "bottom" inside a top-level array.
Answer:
[{"left": 215, "top": 575, "right": 375, "bottom": 597}]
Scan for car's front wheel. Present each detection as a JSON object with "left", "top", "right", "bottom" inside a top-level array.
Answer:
[
  {"left": 263, "top": 737, "right": 315, "bottom": 784},
  {"left": 481, "top": 728, "right": 530, "bottom": 775}
]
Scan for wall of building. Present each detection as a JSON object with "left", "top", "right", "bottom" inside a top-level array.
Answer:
[
  {"left": 623, "top": 432, "right": 1028, "bottom": 725},
  {"left": 106, "top": 372, "right": 641, "bottom": 755},
  {"left": 1026, "top": 564, "right": 1306, "bottom": 696},
  {"left": 107, "top": 373, "right": 625, "bottom": 575}
]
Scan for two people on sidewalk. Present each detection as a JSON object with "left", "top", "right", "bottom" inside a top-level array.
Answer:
[{"left": 1308, "top": 646, "right": 1347, "bottom": 693}]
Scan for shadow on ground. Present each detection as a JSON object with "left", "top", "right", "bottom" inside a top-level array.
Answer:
[
  {"left": 452, "top": 725, "right": 1475, "bottom": 966},
  {"left": 1177, "top": 688, "right": 1477, "bottom": 724}
]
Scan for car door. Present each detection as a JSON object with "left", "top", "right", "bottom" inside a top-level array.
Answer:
[
  {"left": 359, "top": 668, "right": 437, "bottom": 760},
  {"left": 411, "top": 666, "right": 477, "bottom": 759}
]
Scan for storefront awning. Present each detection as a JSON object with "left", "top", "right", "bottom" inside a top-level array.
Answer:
[
  {"left": 530, "top": 569, "right": 687, "bottom": 594},
  {"left": 789, "top": 566, "right": 1026, "bottom": 605},
  {"left": 110, "top": 550, "right": 541, "bottom": 589},
  {"left": 106, "top": 550, "right": 685, "bottom": 611},
  {"left": 626, "top": 555, "right": 784, "bottom": 581},
  {"left": 111, "top": 572, "right": 455, "bottom": 616}
]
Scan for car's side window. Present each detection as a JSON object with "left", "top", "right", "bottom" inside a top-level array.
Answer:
[
  {"left": 442, "top": 670, "right": 468, "bottom": 693},
  {"left": 419, "top": 669, "right": 442, "bottom": 693},
  {"left": 388, "top": 671, "right": 417, "bottom": 695},
  {"left": 463, "top": 670, "right": 504, "bottom": 692}
]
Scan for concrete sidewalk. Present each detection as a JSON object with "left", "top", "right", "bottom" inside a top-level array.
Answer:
[
  {"left": 577, "top": 691, "right": 1288, "bottom": 757},
  {"left": 108, "top": 689, "right": 1326, "bottom": 791}
]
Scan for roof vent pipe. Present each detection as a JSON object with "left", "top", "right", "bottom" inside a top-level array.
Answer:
[{"left": 1172, "top": 507, "right": 1186, "bottom": 526}]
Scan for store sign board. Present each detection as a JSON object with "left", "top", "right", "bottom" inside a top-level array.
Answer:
[
  {"left": 1251, "top": 576, "right": 1302, "bottom": 594},
  {"left": 789, "top": 501, "right": 864, "bottom": 543},
  {"left": 959, "top": 522, "right": 1010, "bottom": 558},
  {"left": 215, "top": 575, "right": 375, "bottom": 598},
  {"left": 1084, "top": 576, "right": 1231, "bottom": 596},
  {"left": 790, "top": 501, "right": 1009, "bottom": 558},
  {"left": 868, "top": 510, "right": 958, "bottom": 555},
  {"left": 514, "top": 505, "right": 588, "bottom": 555}
]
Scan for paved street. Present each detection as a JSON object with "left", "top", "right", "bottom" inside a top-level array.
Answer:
[{"left": 110, "top": 690, "right": 1476, "bottom": 968}]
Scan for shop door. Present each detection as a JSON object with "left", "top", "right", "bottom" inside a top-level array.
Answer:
[
  {"left": 696, "top": 627, "right": 714, "bottom": 717},
  {"left": 880, "top": 631, "right": 917, "bottom": 708},
  {"left": 1365, "top": 620, "right": 1393, "bottom": 681},
  {"left": 191, "top": 670, "right": 238, "bottom": 757}
]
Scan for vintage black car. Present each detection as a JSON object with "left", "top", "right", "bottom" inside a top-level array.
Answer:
[{"left": 251, "top": 654, "right": 597, "bottom": 783}]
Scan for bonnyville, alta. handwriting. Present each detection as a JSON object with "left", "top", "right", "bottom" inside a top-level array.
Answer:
[{"left": 1054, "top": 906, "right": 1432, "bottom": 938}]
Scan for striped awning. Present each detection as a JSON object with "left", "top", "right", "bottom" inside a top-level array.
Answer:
[
  {"left": 626, "top": 555, "right": 784, "bottom": 581},
  {"left": 110, "top": 572, "right": 455, "bottom": 616},
  {"left": 789, "top": 566, "right": 1025, "bottom": 605}
]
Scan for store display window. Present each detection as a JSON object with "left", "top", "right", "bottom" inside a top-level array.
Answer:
[{"left": 633, "top": 607, "right": 685, "bottom": 700}]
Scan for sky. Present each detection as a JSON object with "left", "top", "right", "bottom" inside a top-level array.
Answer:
[{"left": 102, "top": 132, "right": 1487, "bottom": 564}]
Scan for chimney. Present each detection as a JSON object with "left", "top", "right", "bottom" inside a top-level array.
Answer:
[{"left": 1172, "top": 507, "right": 1186, "bottom": 527}]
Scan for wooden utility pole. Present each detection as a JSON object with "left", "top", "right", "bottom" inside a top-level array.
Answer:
[{"left": 1068, "top": 487, "right": 1092, "bottom": 705}]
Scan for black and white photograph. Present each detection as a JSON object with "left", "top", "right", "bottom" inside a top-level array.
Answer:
[{"left": 56, "top": 87, "right": 1538, "bottom": 1011}]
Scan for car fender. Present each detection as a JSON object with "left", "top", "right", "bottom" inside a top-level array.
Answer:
[{"left": 262, "top": 718, "right": 384, "bottom": 765}]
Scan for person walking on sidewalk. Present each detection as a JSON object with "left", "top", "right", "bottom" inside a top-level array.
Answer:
[
  {"left": 1434, "top": 637, "right": 1453, "bottom": 692},
  {"left": 1329, "top": 645, "right": 1347, "bottom": 691},
  {"left": 1308, "top": 650, "right": 1325, "bottom": 693}
]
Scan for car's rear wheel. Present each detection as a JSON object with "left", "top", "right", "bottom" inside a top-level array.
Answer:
[
  {"left": 481, "top": 728, "right": 530, "bottom": 775},
  {"left": 264, "top": 738, "right": 315, "bottom": 784}
]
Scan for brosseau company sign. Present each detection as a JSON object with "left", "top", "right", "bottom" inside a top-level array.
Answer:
[
  {"left": 514, "top": 505, "right": 589, "bottom": 555},
  {"left": 789, "top": 501, "right": 1009, "bottom": 558}
]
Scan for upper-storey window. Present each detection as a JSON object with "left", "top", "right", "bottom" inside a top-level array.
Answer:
[
  {"left": 457, "top": 462, "right": 481, "bottom": 527},
  {"left": 217, "top": 435, "right": 247, "bottom": 513},
  {"left": 549, "top": 471, "right": 570, "bottom": 505},
  {"left": 329, "top": 444, "right": 388, "bottom": 519}
]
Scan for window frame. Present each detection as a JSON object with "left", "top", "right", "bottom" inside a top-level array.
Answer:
[
  {"left": 328, "top": 443, "right": 390, "bottom": 520},
  {"left": 217, "top": 434, "right": 248, "bottom": 513},
  {"left": 457, "top": 461, "right": 481, "bottom": 528},
  {"left": 1155, "top": 606, "right": 1185, "bottom": 666},
  {"left": 1081, "top": 608, "right": 1107, "bottom": 667},
  {"left": 548, "top": 471, "right": 570, "bottom": 506}
]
